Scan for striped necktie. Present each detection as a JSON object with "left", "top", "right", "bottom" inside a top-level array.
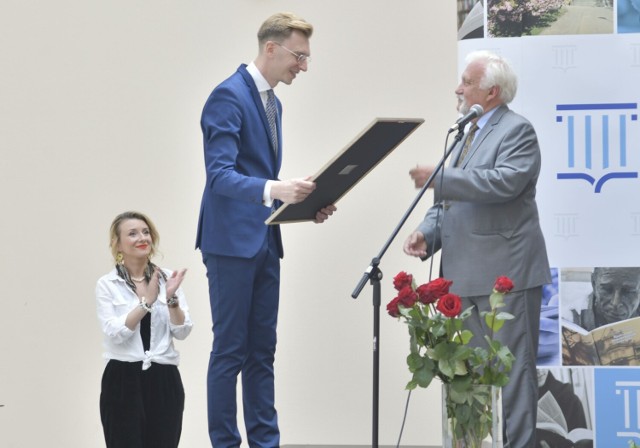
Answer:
[
  {"left": 455, "top": 123, "right": 479, "bottom": 167},
  {"left": 265, "top": 89, "right": 278, "bottom": 155}
]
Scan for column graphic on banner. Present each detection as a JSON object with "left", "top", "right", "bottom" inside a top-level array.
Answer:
[
  {"left": 632, "top": 212, "right": 640, "bottom": 235},
  {"left": 553, "top": 213, "right": 579, "bottom": 240},
  {"left": 615, "top": 381, "right": 640, "bottom": 438},
  {"left": 633, "top": 43, "right": 640, "bottom": 66},
  {"left": 596, "top": 369, "right": 640, "bottom": 446},
  {"left": 555, "top": 102, "right": 639, "bottom": 193},
  {"left": 552, "top": 45, "right": 577, "bottom": 72}
]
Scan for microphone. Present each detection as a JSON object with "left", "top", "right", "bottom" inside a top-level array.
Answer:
[{"left": 448, "top": 104, "right": 484, "bottom": 133}]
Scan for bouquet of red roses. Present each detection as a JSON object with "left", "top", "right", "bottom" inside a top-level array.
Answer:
[
  {"left": 387, "top": 272, "right": 516, "bottom": 447},
  {"left": 387, "top": 272, "right": 515, "bottom": 389}
]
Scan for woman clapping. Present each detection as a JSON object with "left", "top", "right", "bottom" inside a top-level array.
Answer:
[{"left": 96, "top": 211, "right": 193, "bottom": 448}]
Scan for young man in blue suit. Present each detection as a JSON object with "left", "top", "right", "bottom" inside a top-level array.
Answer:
[
  {"left": 196, "top": 12, "right": 336, "bottom": 448},
  {"left": 404, "top": 51, "right": 551, "bottom": 448}
]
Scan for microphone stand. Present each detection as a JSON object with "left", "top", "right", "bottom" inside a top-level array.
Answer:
[{"left": 350, "top": 128, "right": 465, "bottom": 448}]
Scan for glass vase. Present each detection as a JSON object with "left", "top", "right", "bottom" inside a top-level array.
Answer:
[{"left": 441, "top": 383, "right": 503, "bottom": 448}]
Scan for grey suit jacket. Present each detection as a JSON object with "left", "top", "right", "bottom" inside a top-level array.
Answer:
[{"left": 418, "top": 105, "right": 551, "bottom": 296}]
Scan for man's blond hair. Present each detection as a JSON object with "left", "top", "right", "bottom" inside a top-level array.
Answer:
[{"left": 257, "top": 12, "right": 313, "bottom": 45}]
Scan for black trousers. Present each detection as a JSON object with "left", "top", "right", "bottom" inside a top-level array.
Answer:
[{"left": 100, "top": 360, "right": 185, "bottom": 448}]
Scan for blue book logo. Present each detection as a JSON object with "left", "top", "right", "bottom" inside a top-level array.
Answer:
[{"left": 556, "top": 103, "right": 639, "bottom": 193}]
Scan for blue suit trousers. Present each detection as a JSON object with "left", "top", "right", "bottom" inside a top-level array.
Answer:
[{"left": 202, "top": 229, "right": 281, "bottom": 448}]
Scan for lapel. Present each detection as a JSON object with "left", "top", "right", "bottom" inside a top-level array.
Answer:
[
  {"left": 458, "top": 105, "right": 509, "bottom": 169},
  {"left": 237, "top": 65, "right": 280, "bottom": 165}
]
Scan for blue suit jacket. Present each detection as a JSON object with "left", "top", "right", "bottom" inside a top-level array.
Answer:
[{"left": 196, "top": 64, "right": 283, "bottom": 258}]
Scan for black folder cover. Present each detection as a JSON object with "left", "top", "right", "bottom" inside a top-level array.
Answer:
[{"left": 265, "top": 117, "right": 424, "bottom": 224}]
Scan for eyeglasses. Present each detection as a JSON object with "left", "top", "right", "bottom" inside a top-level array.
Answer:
[{"left": 274, "top": 42, "right": 311, "bottom": 65}]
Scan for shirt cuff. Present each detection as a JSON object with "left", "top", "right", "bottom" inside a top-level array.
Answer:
[{"left": 263, "top": 180, "right": 274, "bottom": 207}]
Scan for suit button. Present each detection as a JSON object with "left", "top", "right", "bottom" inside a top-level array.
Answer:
[{"left": 443, "top": 201, "right": 451, "bottom": 210}]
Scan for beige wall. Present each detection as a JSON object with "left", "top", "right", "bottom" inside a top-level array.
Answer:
[{"left": 0, "top": 0, "right": 458, "bottom": 446}]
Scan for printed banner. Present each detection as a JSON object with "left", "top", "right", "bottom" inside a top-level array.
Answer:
[{"left": 456, "top": 1, "right": 640, "bottom": 446}]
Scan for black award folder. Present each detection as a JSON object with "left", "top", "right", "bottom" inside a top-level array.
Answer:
[{"left": 265, "top": 117, "right": 424, "bottom": 225}]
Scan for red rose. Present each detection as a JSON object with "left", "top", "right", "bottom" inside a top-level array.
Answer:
[
  {"left": 393, "top": 271, "right": 413, "bottom": 291},
  {"left": 397, "top": 285, "right": 418, "bottom": 308},
  {"left": 415, "top": 284, "right": 435, "bottom": 304},
  {"left": 417, "top": 278, "right": 453, "bottom": 304},
  {"left": 436, "top": 293, "right": 462, "bottom": 317},
  {"left": 387, "top": 296, "right": 401, "bottom": 317},
  {"left": 494, "top": 276, "right": 514, "bottom": 293}
]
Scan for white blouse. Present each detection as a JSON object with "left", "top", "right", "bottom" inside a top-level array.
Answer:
[{"left": 96, "top": 268, "right": 193, "bottom": 370}]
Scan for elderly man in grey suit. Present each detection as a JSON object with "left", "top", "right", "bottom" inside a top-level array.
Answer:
[{"left": 404, "top": 50, "right": 551, "bottom": 448}]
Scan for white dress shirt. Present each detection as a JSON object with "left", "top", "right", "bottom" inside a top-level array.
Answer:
[{"left": 96, "top": 268, "right": 193, "bottom": 370}]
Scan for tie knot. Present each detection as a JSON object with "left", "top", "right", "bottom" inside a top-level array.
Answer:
[
  {"left": 267, "top": 89, "right": 275, "bottom": 101},
  {"left": 468, "top": 123, "right": 479, "bottom": 135}
]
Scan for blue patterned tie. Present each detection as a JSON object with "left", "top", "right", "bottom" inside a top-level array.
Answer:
[{"left": 265, "top": 89, "right": 278, "bottom": 155}]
